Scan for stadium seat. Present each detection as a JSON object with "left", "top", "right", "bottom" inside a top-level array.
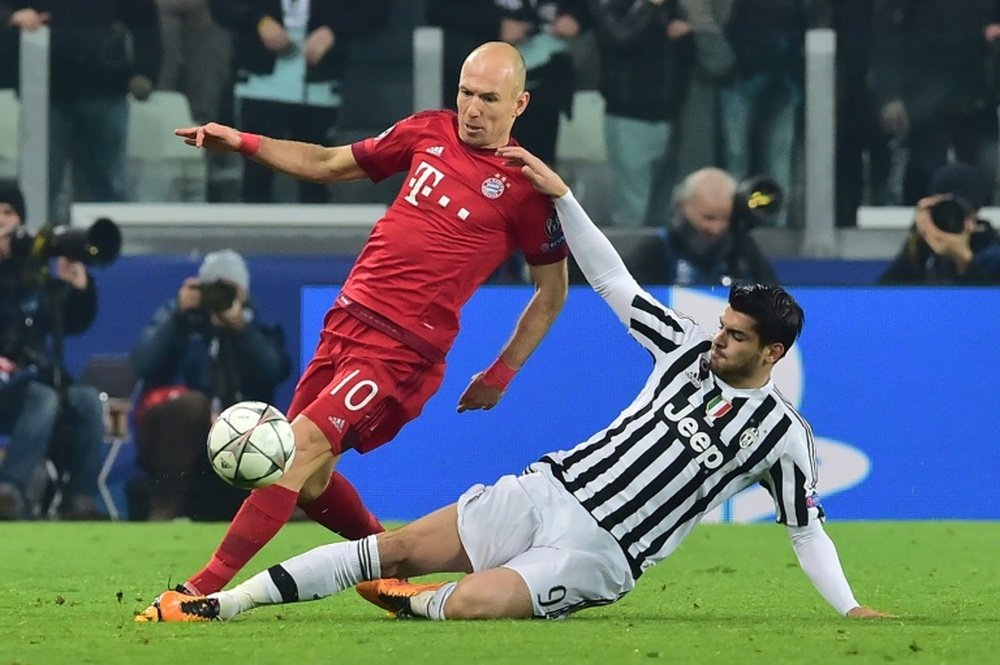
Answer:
[
  {"left": 78, "top": 353, "right": 140, "bottom": 520},
  {"left": 556, "top": 90, "right": 612, "bottom": 226},
  {"left": 126, "top": 91, "right": 206, "bottom": 202},
  {"left": 0, "top": 89, "right": 18, "bottom": 180}
]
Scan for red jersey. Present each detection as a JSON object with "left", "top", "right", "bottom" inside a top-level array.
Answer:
[{"left": 340, "top": 110, "right": 568, "bottom": 356}]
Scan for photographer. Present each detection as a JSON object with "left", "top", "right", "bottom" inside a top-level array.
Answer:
[
  {"left": 665, "top": 167, "right": 779, "bottom": 286},
  {"left": 130, "top": 249, "right": 291, "bottom": 521},
  {"left": 879, "top": 161, "right": 1000, "bottom": 285},
  {"left": 0, "top": 179, "right": 106, "bottom": 520}
]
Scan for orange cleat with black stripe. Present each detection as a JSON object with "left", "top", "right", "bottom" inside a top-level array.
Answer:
[
  {"left": 134, "top": 590, "right": 220, "bottom": 622},
  {"left": 355, "top": 578, "right": 445, "bottom": 616}
]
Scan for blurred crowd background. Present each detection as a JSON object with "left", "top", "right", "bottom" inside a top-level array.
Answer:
[{"left": 1, "top": 1, "right": 999, "bottom": 229}]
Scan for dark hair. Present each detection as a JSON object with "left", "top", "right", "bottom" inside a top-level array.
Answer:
[{"left": 728, "top": 283, "right": 804, "bottom": 352}]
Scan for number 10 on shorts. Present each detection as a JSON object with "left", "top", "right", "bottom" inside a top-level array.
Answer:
[{"left": 329, "top": 369, "right": 379, "bottom": 411}]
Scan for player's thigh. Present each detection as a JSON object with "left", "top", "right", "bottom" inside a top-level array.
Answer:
[
  {"left": 455, "top": 475, "right": 543, "bottom": 574},
  {"left": 378, "top": 504, "right": 472, "bottom": 578},
  {"left": 446, "top": 567, "right": 534, "bottom": 619}
]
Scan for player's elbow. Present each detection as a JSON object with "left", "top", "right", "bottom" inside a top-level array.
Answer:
[{"left": 535, "top": 267, "right": 569, "bottom": 311}]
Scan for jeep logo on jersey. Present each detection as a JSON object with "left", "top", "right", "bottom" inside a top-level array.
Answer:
[
  {"left": 662, "top": 401, "right": 724, "bottom": 469},
  {"left": 404, "top": 161, "right": 445, "bottom": 206},
  {"left": 481, "top": 176, "right": 506, "bottom": 199}
]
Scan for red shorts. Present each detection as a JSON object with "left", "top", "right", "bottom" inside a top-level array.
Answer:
[{"left": 288, "top": 308, "right": 445, "bottom": 455}]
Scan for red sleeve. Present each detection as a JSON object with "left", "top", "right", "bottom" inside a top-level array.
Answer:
[
  {"left": 350, "top": 111, "right": 438, "bottom": 183},
  {"left": 516, "top": 195, "right": 569, "bottom": 266}
]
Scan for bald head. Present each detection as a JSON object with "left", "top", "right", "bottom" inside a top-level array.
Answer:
[
  {"left": 456, "top": 41, "right": 530, "bottom": 149},
  {"left": 462, "top": 41, "right": 527, "bottom": 98},
  {"left": 677, "top": 168, "right": 737, "bottom": 240},
  {"left": 679, "top": 168, "right": 737, "bottom": 206}
]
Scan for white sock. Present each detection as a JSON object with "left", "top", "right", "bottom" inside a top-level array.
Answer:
[
  {"left": 407, "top": 582, "right": 457, "bottom": 621},
  {"left": 211, "top": 535, "right": 382, "bottom": 620}
]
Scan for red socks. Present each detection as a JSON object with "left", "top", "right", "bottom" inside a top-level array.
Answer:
[
  {"left": 301, "top": 471, "right": 384, "bottom": 540},
  {"left": 185, "top": 484, "right": 298, "bottom": 594},
  {"left": 184, "top": 473, "right": 381, "bottom": 595}
]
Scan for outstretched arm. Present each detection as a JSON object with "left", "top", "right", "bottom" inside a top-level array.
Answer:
[
  {"left": 175, "top": 122, "right": 368, "bottom": 184},
  {"left": 457, "top": 259, "right": 568, "bottom": 412},
  {"left": 496, "top": 145, "right": 642, "bottom": 325},
  {"left": 787, "top": 522, "right": 893, "bottom": 618}
]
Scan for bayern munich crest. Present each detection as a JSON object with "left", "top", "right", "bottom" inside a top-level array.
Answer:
[{"left": 481, "top": 176, "right": 506, "bottom": 199}]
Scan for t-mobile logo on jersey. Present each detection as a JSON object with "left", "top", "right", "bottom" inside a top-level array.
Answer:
[{"left": 404, "top": 161, "right": 445, "bottom": 206}]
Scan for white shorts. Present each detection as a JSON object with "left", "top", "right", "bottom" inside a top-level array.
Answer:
[{"left": 456, "top": 465, "right": 635, "bottom": 619}]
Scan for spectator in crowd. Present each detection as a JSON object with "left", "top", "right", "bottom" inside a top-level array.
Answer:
[
  {"left": 426, "top": 0, "right": 502, "bottom": 108},
  {"left": 0, "top": 0, "right": 161, "bottom": 217},
  {"left": 870, "top": 1, "right": 997, "bottom": 206},
  {"left": 156, "top": 0, "right": 232, "bottom": 126},
  {"left": 428, "top": 1, "right": 589, "bottom": 165},
  {"left": 208, "top": 0, "right": 389, "bottom": 204},
  {"left": 156, "top": 0, "right": 237, "bottom": 201},
  {"left": 0, "top": 179, "right": 105, "bottom": 520},
  {"left": 834, "top": 0, "right": 890, "bottom": 227},
  {"left": 878, "top": 161, "right": 1000, "bottom": 285},
  {"left": 136, "top": 42, "right": 567, "bottom": 611},
  {"left": 497, "top": 0, "right": 588, "bottom": 165},
  {"left": 130, "top": 249, "right": 291, "bottom": 521},
  {"left": 672, "top": 0, "right": 735, "bottom": 180},
  {"left": 665, "top": 167, "right": 778, "bottom": 286},
  {"left": 140, "top": 146, "right": 891, "bottom": 625},
  {"left": 717, "top": 0, "right": 806, "bottom": 228},
  {"left": 590, "top": 0, "right": 689, "bottom": 227}
]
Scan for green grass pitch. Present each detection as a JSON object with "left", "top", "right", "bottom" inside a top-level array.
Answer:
[{"left": 0, "top": 521, "right": 997, "bottom": 664}]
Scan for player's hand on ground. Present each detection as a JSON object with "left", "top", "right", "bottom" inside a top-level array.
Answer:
[
  {"left": 496, "top": 146, "right": 569, "bottom": 198},
  {"left": 846, "top": 606, "right": 896, "bottom": 619},
  {"left": 457, "top": 373, "right": 503, "bottom": 412},
  {"left": 175, "top": 122, "right": 242, "bottom": 153}
]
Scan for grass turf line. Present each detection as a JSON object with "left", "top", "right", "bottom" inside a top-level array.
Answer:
[{"left": 0, "top": 521, "right": 996, "bottom": 664}]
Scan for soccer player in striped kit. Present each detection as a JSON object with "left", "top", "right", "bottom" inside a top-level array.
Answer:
[{"left": 144, "top": 147, "right": 890, "bottom": 623}]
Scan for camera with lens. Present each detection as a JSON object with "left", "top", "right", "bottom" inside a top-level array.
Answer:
[
  {"left": 731, "top": 176, "right": 784, "bottom": 233},
  {"left": 10, "top": 217, "right": 122, "bottom": 268},
  {"left": 198, "top": 280, "right": 238, "bottom": 313},
  {"left": 928, "top": 197, "right": 970, "bottom": 234}
]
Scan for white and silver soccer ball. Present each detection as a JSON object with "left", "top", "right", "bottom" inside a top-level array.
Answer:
[{"left": 207, "top": 401, "right": 295, "bottom": 489}]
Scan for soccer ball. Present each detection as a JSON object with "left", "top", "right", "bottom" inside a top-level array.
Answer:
[{"left": 207, "top": 401, "right": 295, "bottom": 489}]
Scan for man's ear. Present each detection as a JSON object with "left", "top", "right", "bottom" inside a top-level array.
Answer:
[
  {"left": 514, "top": 90, "right": 530, "bottom": 118},
  {"left": 764, "top": 342, "right": 786, "bottom": 365}
]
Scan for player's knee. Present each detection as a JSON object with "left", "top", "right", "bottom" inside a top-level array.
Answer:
[
  {"left": 285, "top": 416, "right": 336, "bottom": 497},
  {"left": 291, "top": 416, "right": 331, "bottom": 457}
]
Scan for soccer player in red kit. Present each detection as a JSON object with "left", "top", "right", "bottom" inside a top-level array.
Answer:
[{"left": 137, "top": 41, "right": 568, "bottom": 615}]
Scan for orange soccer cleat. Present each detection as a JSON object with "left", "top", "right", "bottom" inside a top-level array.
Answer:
[
  {"left": 134, "top": 590, "right": 220, "bottom": 623},
  {"left": 355, "top": 578, "right": 445, "bottom": 616}
]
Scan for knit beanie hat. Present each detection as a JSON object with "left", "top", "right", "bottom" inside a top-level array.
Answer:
[
  {"left": 0, "top": 179, "right": 26, "bottom": 223},
  {"left": 198, "top": 249, "right": 250, "bottom": 293}
]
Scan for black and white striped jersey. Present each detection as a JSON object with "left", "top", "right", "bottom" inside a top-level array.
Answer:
[{"left": 534, "top": 288, "right": 820, "bottom": 581}]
